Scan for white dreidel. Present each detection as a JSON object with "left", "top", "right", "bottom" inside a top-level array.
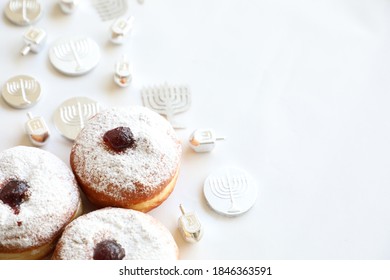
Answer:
[
  {"left": 178, "top": 204, "right": 203, "bottom": 243},
  {"left": 114, "top": 55, "right": 132, "bottom": 87},
  {"left": 110, "top": 16, "right": 135, "bottom": 44},
  {"left": 25, "top": 112, "right": 50, "bottom": 146},
  {"left": 59, "top": 0, "right": 80, "bottom": 14},
  {"left": 189, "top": 129, "right": 225, "bottom": 152},
  {"left": 21, "top": 27, "right": 47, "bottom": 56}
]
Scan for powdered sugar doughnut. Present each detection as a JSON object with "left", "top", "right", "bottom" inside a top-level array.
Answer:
[
  {"left": 0, "top": 146, "right": 82, "bottom": 259},
  {"left": 70, "top": 106, "right": 182, "bottom": 212},
  {"left": 52, "top": 207, "right": 178, "bottom": 260}
]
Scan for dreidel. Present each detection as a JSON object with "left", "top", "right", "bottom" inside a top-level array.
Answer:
[
  {"left": 114, "top": 55, "right": 132, "bottom": 87},
  {"left": 189, "top": 129, "right": 225, "bottom": 152},
  {"left": 25, "top": 112, "right": 50, "bottom": 146},
  {"left": 59, "top": 0, "right": 80, "bottom": 14},
  {"left": 178, "top": 204, "right": 203, "bottom": 243},
  {"left": 20, "top": 27, "right": 47, "bottom": 56},
  {"left": 110, "top": 16, "right": 135, "bottom": 44}
]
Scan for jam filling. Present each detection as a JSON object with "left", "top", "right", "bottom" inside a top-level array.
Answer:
[
  {"left": 0, "top": 180, "right": 30, "bottom": 214},
  {"left": 93, "top": 240, "right": 125, "bottom": 260},
  {"left": 103, "top": 126, "right": 136, "bottom": 152}
]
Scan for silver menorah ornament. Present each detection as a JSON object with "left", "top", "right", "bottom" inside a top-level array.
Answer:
[
  {"left": 203, "top": 167, "right": 258, "bottom": 217},
  {"left": 2, "top": 75, "right": 41, "bottom": 109},
  {"left": 92, "top": 0, "right": 127, "bottom": 21},
  {"left": 5, "top": 0, "right": 43, "bottom": 26},
  {"left": 53, "top": 97, "right": 100, "bottom": 140},
  {"left": 49, "top": 37, "right": 101, "bottom": 76},
  {"left": 20, "top": 26, "right": 47, "bottom": 56},
  {"left": 141, "top": 84, "right": 191, "bottom": 129}
]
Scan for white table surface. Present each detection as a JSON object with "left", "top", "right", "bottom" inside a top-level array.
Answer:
[{"left": 1, "top": 0, "right": 390, "bottom": 260}]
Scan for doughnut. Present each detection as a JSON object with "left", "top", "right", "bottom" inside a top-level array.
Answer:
[
  {"left": 52, "top": 207, "right": 178, "bottom": 260},
  {"left": 0, "top": 146, "right": 82, "bottom": 260},
  {"left": 70, "top": 106, "right": 182, "bottom": 212}
]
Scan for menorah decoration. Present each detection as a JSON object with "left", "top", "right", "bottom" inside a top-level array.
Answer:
[
  {"left": 4, "top": 0, "right": 43, "bottom": 26},
  {"left": 53, "top": 97, "right": 100, "bottom": 140},
  {"left": 141, "top": 83, "right": 191, "bottom": 129},
  {"left": 203, "top": 167, "right": 258, "bottom": 217},
  {"left": 49, "top": 37, "right": 101, "bottom": 76},
  {"left": 92, "top": 0, "right": 127, "bottom": 21},
  {"left": 2, "top": 75, "right": 41, "bottom": 109}
]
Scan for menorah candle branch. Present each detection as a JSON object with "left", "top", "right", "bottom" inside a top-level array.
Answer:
[
  {"left": 141, "top": 83, "right": 191, "bottom": 129},
  {"left": 69, "top": 40, "right": 83, "bottom": 70}
]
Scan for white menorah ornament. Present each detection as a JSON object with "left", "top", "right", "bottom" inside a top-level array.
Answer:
[
  {"left": 60, "top": 102, "right": 99, "bottom": 128},
  {"left": 5, "top": 0, "right": 42, "bottom": 26},
  {"left": 49, "top": 37, "right": 101, "bottom": 76},
  {"left": 2, "top": 75, "right": 41, "bottom": 109},
  {"left": 209, "top": 177, "right": 249, "bottom": 214},
  {"left": 141, "top": 84, "right": 191, "bottom": 129},
  {"left": 203, "top": 167, "right": 258, "bottom": 217},
  {"left": 92, "top": 0, "right": 127, "bottom": 21},
  {"left": 54, "top": 97, "right": 100, "bottom": 140},
  {"left": 52, "top": 39, "right": 90, "bottom": 71}
]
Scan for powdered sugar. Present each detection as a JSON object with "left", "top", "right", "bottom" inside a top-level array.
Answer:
[
  {"left": 54, "top": 207, "right": 178, "bottom": 260},
  {"left": 0, "top": 146, "right": 80, "bottom": 251},
  {"left": 71, "top": 106, "right": 182, "bottom": 199}
]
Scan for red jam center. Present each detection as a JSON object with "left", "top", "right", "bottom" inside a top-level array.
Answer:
[
  {"left": 93, "top": 240, "right": 125, "bottom": 260},
  {"left": 0, "top": 180, "right": 29, "bottom": 214},
  {"left": 103, "top": 126, "right": 136, "bottom": 152}
]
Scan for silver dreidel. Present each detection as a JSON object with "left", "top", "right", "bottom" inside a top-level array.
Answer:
[
  {"left": 178, "top": 204, "right": 203, "bottom": 243},
  {"left": 20, "top": 27, "right": 47, "bottom": 56},
  {"left": 110, "top": 16, "right": 135, "bottom": 44},
  {"left": 25, "top": 112, "right": 50, "bottom": 146},
  {"left": 114, "top": 55, "right": 132, "bottom": 87},
  {"left": 189, "top": 129, "right": 225, "bottom": 152},
  {"left": 59, "top": 0, "right": 80, "bottom": 14}
]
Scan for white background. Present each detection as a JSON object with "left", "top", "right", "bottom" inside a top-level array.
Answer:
[{"left": 1, "top": 0, "right": 390, "bottom": 260}]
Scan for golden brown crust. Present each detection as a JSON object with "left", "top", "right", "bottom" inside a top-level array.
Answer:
[{"left": 71, "top": 151, "right": 179, "bottom": 213}]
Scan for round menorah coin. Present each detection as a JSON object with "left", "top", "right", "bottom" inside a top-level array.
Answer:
[
  {"left": 49, "top": 37, "right": 101, "bottom": 76},
  {"left": 2, "top": 75, "right": 42, "bottom": 109},
  {"left": 4, "top": 0, "right": 43, "bottom": 26},
  {"left": 203, "top": 167, "right": 258, "bottom": 217},
  {"left": 53, "top": 97, "right": 101, "bottom": 140}
]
